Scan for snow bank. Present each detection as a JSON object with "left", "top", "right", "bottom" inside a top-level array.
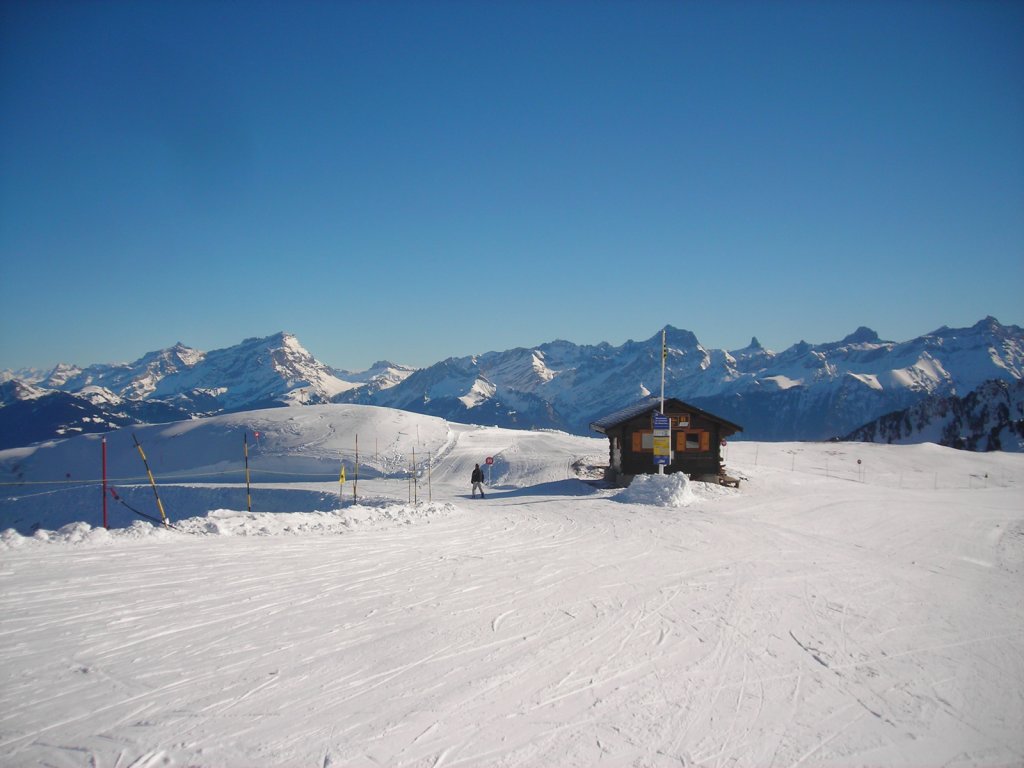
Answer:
[
  {"left": 0, "top": 501, "right": 461, "bottom": 548},
  {"left": 616, "top": 472, "right": 696, "bottom": 507},
  {"left": 0, "top": 484, "right": 347, "bottom": 535},
  {"left": 181, "top": 501, "right": 460, "bottom": 537},
  {"left": 0, "top": 520, "right": 172, "bottom": 549}
]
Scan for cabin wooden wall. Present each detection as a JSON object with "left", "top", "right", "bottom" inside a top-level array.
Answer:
[{"left": 608, "top": 407, "right": 726, "bottom": 479}]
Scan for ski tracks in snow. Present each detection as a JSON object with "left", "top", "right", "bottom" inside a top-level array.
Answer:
[{"left": 2, "top": 463, "right": 1023, "bottom": 767}]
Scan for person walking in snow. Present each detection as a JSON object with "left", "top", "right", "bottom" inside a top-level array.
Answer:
[{"left": 471, "top": 463, "right": 486, "bottom": 498}]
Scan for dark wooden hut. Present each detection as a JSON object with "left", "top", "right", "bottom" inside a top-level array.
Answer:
[{"left": 590, "top": 396, "right": 743, "bottom": 486}]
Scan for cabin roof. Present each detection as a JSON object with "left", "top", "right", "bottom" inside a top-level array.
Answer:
[{"left": 590, "top": 395, "right": 744, "bottom": 434}]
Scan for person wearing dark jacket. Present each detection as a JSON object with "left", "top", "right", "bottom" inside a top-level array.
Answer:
[{"left": 471, "top": 464, "right": 485, "bottom": 498}]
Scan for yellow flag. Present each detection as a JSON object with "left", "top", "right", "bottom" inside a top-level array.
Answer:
[{"left": 339, "top": 465, "right": 346, "bottom": 483}]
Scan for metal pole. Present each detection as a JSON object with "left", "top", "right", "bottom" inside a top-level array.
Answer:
[
  {"left": 412, "top": 446, "right": 418, "bottom": 504},
  {"left": 660, "top": 327, "right": 666, "bottom": 415},
  {"left": 355, "top": 434, "right": 359, "bottom": 504},
  {"left": 659, "top": 328, "right": 666, "bottom": 475},
  {"left": 244, "top": 432, "right": 252, "bottom": 513},
  {"left": 102, "top": 438, "right": 108, "bottom": 529}
]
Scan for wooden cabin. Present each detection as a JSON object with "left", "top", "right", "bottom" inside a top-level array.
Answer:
[{"left": 590, "top": 396, "right": 743, "bottom": 486}]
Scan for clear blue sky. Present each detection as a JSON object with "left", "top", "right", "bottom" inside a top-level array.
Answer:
[{"left": 2, "top": 0, "right": 1022, "bottom": 372}]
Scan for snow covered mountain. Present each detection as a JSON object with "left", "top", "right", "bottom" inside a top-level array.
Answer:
[
  {"left": 843, "top": 378, "right": 1024, "bottom": 451},
  {"left": 1, "top": 318, "right": 1021, "bottom": 448},
  {"left": 49, "top": 342, "right": 205, "bottom": 399},
  {"left": 332, "top": 360, "right": 418, "bottom": 398},
  {"left": 0, "top": 334, "right": 413, "bottom": 447},
  {"left": 149, "top": 332, "right": 356, "bottom": 411},
  {"left": 343, "top": 317, "right": 1023, "bottom": 442}
]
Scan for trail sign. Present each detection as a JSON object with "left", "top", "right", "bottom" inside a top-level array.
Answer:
[
  {"left": 653, "top": 436, "right": 671, "bottom": 465},
  {"left": 485, "top": 457, "right": 494, "bottom": 465},
  {"left": 652, "top": 412, "right": 671, "bottom": 466}
]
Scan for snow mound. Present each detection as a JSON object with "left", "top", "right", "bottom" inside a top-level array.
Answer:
[
  {"left": 0, "top": 501, "right": 460, "bottom": 547},
  {"left": 0, "top": 520, "right": 172, "bottom": 549},
  {"left": 180, "top": 501, "right": 459, "bottom": 537},
  {"left": 615, "top": 473, "right": 696, "bottom": 507}
]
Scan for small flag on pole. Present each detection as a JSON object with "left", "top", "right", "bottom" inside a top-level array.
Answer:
[{"left": 339, "top": 464, "right": 346, "bottom": 484}]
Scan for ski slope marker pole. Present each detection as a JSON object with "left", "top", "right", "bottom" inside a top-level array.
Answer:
[
  {"left": 244, "top": 432, "right": 252, "bottom": 513},
  {"left": 132, "top": 433, "right": 169, "bottom": 529},
  {"left": 102, "top": 437, "right": 108, "bottom": 529},
  {"left": 354, "top": 434, "right": 359, "bottom": 504}
]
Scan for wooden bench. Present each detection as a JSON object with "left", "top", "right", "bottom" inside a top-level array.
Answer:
[{"left": 720, "top": 474, "right": 741, "bottom": 488}]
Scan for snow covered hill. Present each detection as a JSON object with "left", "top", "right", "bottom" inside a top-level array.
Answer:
[
  {"left": 0, "top": 404, "right": 605, "bottom": 534},
  {"left": 1, "top": 404, "right": 1022, "bottom": 767},
  {"left": 844, "top": 378, "right": 1024, "bottom": 451}
]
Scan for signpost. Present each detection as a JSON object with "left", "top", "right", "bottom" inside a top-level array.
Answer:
[
  {"left": 486, "top": 456, "right": 494, "bottom": 484},
  {"left": 657, "top": 328, "right": 668, "bottom": 474},
  {"left": 652, "top": 412, "right": 671, "bottom": 470}
]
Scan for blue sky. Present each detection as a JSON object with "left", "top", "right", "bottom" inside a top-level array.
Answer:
[{"left": 2, "top": 0, "right": 1022, "bottom": 372}]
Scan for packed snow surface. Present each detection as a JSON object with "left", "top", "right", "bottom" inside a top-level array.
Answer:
[{"left": 1, "top": 404, "right": 1023, "bottom": 767}]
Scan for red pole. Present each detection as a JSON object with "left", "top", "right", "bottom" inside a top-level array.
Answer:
[{"left": 102, "top": 437, "right": 108, "bottom": 529}]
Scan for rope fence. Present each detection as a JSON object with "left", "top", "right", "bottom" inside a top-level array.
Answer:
[{"left": 723, "top": 443, "right": 1018, "bottom": 491}]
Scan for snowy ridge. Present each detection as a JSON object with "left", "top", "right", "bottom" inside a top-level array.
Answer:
[
  {"left": 151, "top": 332, "right": 357, "bottom": 408},
  {"left": 845, "top": 378, "right": 1024, "bottom": 451},
  {"left": 344, "top": 317, "right": 1024, "bottom": 441},
  {"left": 0, "top": 378, "right": 50, "bottom": 405},
  {"left": 2, "top": 317, "right": 1022, "bottom": 446}
]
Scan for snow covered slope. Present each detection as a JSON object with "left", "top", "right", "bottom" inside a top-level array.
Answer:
[
  {"left": 0, "top": 408, "right": 1022, "bottom": 768},
  {"left": 845, "top": 377, "right": 1024, "bottom": 451}
]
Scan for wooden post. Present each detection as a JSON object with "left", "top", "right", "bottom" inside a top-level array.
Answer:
[{"left": 132, "top": 433, "right": 169, "bottom": 529}]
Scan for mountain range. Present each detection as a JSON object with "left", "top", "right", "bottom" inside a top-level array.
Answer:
[
  {"left": 1, "top": 318, "right": 1022, "bottom": 451},
  {"left": 843, "top": 378, "right": 1024, "bottom": 452}
]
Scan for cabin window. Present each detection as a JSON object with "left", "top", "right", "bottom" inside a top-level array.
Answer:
[
  {"left": 671, "top": 413, "right": 691, "bottom": 428},
  {"left": 631, "top": 430, "right": 654, "bottom": 452},
  {"left": 677, "top": 430, "right": 710, "bottom": 452}
]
